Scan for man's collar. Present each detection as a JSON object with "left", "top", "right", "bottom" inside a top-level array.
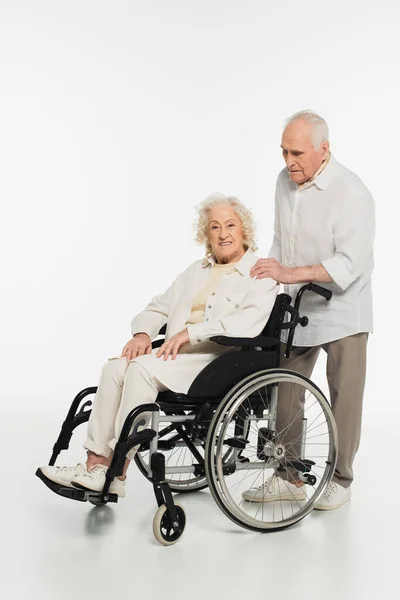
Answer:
[
  {"left": 202, "top": 249, "right": 256, "bottom": 277},
  {"left": 291, "top": 153, "right": 335, "bottom": 191},
  {"left": 313, "top": 154, "right": 335, "bottom": 190}
]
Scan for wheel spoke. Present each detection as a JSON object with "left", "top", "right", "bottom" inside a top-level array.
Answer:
[{"left": 207, "top": 372, "right": 337, "bottom": 531}]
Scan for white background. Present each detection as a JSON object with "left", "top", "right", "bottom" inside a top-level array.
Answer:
[
  {"left": 1, "top": 0, "right": 398, "bottom": 418},
  {"left": 0, "top": 2, "right": 399, "bottom": 598}
]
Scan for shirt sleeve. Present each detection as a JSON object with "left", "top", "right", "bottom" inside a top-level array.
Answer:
[
  {"left": 268, "top": 177, "right": 282, "bottom": 261},
  {"left": 131, "top": 264, "right": 194, "bottom": 340},
  {"left": 186, "top": 278, "right": 279, "bottom": 345},
  {"left": 321, "top": 191, "right": 375, "bottom": 291}
]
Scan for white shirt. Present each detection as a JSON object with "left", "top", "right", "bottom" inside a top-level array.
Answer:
[{"left": 269, "top": 156, "right": 375, "bottom": 346}]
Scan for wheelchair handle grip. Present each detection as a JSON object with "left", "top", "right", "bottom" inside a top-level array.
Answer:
[{"left": 308, "top": 284, "right": 332, "bottom": 301}]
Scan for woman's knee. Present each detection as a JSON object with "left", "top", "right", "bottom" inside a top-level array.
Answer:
[
  {"left": 100, "top": 357, "right": 127, "bottom": 384},
  {"left": 124, "top": 361, "right": 149, "bottom": 384},
  {"left": 122, "top": 361, "right": 161, "bottom": 402}
]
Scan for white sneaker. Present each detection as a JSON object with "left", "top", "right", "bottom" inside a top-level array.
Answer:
[
  {"left": 314, "top": 482, "right": 351, "bottom": 511},
  {"left": 39, "top": 463, "right": 87, "bottom": 488},
  {"left": 72, "top": 464, "right": 126, "bottom": 498},
  {"left": 242, "top": 475, "right": 307, "bottom": 503}
]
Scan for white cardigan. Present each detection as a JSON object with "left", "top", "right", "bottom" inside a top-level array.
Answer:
[{"left": 131, "top": 250, "right": 279, "bottom": 394}]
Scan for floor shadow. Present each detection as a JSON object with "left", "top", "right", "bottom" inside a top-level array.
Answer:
[{"left": 84, "top": 504, "right": 116, "bottom": 536}]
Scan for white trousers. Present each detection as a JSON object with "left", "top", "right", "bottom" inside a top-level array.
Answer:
[{"left": 85, "top": 359, "right": 167, "bottom": 460}]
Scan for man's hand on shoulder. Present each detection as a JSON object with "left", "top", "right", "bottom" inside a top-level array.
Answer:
[{"left": 250, "top": 258, "right": 292, "bottom": 283}]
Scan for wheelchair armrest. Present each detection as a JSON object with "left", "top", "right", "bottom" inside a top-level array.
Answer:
[
  {"left": 151, "top": 324, "right": 167, "bottom": 349},
  {"left": 210, "top": 335, "right": 279, "bottom": 348},
  {"left": 152, "top": 338, "right": 165, "bottom": 349}
]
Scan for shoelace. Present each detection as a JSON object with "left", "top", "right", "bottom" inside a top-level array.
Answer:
[
  {"left": 255, "top": 477, "right": 275, "bottom": 493},
  {"left": 59, "top": 463, "right": 85, "bottom": 474},
  {"left": 323, "top": 482, "right": 337, "bottom": 500}
]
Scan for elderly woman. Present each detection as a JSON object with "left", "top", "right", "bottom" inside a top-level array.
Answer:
[{"left": 40, "top": 194, "right": 278, "bottom": 497}]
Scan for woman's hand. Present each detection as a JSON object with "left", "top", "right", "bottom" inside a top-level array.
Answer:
[
  {"left": 156, "top": 329, "right": 190, "bottom": 361},
  {"left": 121, "top": 333, "right": 152, "bottom": 361}
]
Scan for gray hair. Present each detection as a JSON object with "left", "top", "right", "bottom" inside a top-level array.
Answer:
[
  {"left": 194, "top": 193, "right": 257, "bottom": 257},
  {"left": 285, "top": 110, "right": 329, "bottom": 150}
]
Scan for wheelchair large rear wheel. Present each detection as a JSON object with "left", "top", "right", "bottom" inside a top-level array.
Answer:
[{"left": 205, "top": 369, "right": 338, "bottom": 532}]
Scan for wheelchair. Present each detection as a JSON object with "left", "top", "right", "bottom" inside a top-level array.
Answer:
[{"left": 36, "top": 283, "right": 338, "bottom": 545}]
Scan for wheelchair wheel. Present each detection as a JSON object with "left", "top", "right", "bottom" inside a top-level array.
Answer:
[
  {"left": 134, "top": 411, "right": 209, "bottom": 493},
  {"left": 205, "top": 369, "right": 338, "bottom": 532},
  {"left": 153, "top": 503, "right": 186, "bottom": 546}
]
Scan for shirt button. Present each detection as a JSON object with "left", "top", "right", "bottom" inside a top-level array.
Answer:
[
  {"left": 205, "top": 318, "right": 209, "bottom": 322},
  {"left": 235, "top": 304, "right": 239, "bottom": 309},
  {"left": 212, "top": 293, "right": 215, "bottom": 296},
  {"left": 197, "top": 338, "right": 201, "bottom": 343},
  {"left": 208, "top": 305, "right": 212, "bottom": 309}
]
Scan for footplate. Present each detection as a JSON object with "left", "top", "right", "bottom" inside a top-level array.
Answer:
[
  {"left": 35, "top": 468, "right": 118, "bottom": 504},
  {"left": 286, "top": 459, "right": 315, "bottom": 473}
]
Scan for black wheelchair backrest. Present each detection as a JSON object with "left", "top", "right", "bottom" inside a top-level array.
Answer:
[{"left": 261, "top": 293, "right": 292, "bottom": 340}]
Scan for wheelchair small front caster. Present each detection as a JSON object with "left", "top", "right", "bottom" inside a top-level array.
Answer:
[{"left": 153, "top": 503, "right": 186, "bottom": 546}]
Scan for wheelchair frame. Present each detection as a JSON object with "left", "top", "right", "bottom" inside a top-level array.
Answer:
[{"left": 36, "top": 283, "right": 337, "bottom": 545}]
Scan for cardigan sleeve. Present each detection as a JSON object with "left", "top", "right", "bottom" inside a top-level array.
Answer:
[{"left": 131, "top": 263, "right": 196, "bottom": 340}]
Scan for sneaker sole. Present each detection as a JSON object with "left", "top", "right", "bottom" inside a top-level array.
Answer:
[
  {"left": 314, "top": 497, "right": 351, "bottom": 511},
  {"left": 242, "top": 492, "right": 307, "bottom": 503},
  {"left": 39, "top": 467, "right": 74, "bottom": 488}
]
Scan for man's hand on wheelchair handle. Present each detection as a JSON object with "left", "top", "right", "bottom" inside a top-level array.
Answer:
[
  {"left": 121, "top": 333, "right": 152, "bottom": 361},
  {"left": 156, "top": 328, "right": 190, "bottom": 361}
]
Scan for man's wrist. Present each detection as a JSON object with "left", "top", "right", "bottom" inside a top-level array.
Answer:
[{"left": 286, "top": 264, "right": 331, "bottom": 284}]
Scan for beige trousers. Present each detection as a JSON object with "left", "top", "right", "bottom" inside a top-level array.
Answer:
[
  {"left": 277, "top": 333, "right": 368, "bottom": 488},
  {"left": 85, "top": 359, "right": 167, "bottom": 460}
]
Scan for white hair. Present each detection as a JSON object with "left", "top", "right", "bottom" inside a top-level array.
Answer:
[
  {"left": 194, "top": 193, "right": 257, "bottom": 257},
  {"left": 284, "top": 110, "right": 329, "bottom": 150}
]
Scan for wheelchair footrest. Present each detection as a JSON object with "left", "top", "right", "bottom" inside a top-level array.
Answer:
[
  {"left": 35, "top": 468, "right": 118, "bottom": 504},
  {"left": 286, "top": 459, "right": 315, "bottom": 473}
]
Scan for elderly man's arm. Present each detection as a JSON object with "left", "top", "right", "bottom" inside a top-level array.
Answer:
[
  {"left": 252, "top": 191, "right": 375, "bottom": 290},
  {"left": 320, "top": 192, "right": 375, "bottom": 290},
  {"left": 186, "top": 278, "right": 279, "bottom": 346},
  {"left": 251, "top": 259, "right": 333, "bottom": 284}
]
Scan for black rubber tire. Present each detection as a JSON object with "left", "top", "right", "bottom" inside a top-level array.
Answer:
[
  {"left": 153, "top": 503, "right": 186, "bottom": 546},
  {"left": 205, "top": 368, "right": 337, "bottom": 533}
]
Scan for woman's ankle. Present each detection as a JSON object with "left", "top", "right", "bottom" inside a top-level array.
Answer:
[{"left": 86, "top": 451, "right": 110, "bottom": 470}]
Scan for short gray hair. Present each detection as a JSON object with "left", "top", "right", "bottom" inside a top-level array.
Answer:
[
  {"left": 194, "top": 193, "right": 257, "bottom": 257},
  {"left": 285, "top": 110, "right": 329, "bottom": 150}
]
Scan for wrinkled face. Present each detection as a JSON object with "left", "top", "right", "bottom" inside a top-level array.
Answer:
[
  {"left": 281, "top": 119, "right": 330, "bottom": 184},
  {"left": 207, "top": 204, "right": 246, "bottom": 264}
]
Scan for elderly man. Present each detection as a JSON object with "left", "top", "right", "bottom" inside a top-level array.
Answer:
[{"left": 245, "top": 110, "right": 375, "bottom": 510}]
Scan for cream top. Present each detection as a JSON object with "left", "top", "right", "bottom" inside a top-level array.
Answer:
[{"left": 185, "top": 262, "right": 237, "bottom": 325}]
